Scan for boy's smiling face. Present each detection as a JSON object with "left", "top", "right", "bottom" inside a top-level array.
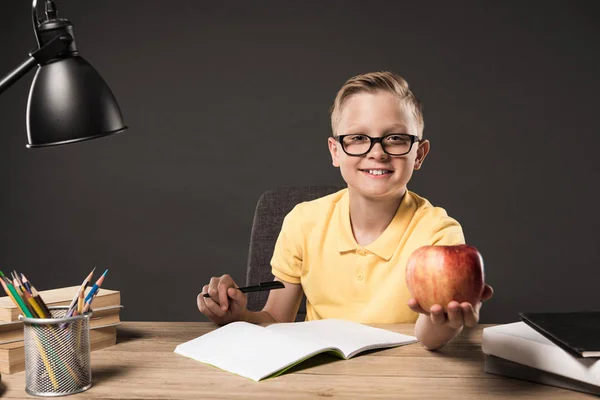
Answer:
[{"left": 328, "top": 90, "right": 430, "bottom": 200}]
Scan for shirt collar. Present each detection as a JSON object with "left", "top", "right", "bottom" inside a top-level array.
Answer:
[
  {"left": 336, "top": 191, "right": 356, "bottom": 253},
  {"left": 337, "top": 190, "right": 416, "bottom": 261}
]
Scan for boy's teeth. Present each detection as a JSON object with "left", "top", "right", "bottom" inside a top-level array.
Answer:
[{"left": 367, "top": 170, "right": 388, "bottom": 175}]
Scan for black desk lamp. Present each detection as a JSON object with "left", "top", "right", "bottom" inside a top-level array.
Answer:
[{"left": 0, "top": 0, "right": 127, "bottom": 148}]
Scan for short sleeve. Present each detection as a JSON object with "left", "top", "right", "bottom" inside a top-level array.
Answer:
[
  {"left": 430, "top": 216, "right": 466, "bottom": 246},
  {"left": 270, "top": 205, "right": 304, "bottom": 284}
]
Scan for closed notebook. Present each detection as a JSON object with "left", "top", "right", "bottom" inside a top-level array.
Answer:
[
  {"left": 174, "top": 318, "right": 417, "bottom": 382},
  {"left": 0, "top": 286, "right": 121, "bottom": 322},
  {"left": 482, "top": 322, "right": 600, "bottom": 385},
  {"left": 520, "top": 311, "right": 600, "bottom": 358},
  {"left": 485, "top": 354, "right": 600, "bottom": 396}
]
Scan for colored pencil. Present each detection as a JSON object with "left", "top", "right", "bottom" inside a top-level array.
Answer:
[
  {"left": 20, "top": 272, "right": 33, "bottom": 294},
  {"left": 77, "top": 286, "right": 85, "bottom": 314},
  {"left": 0, "top": 275, "right": 34, "bottom": 317},
  {"left": 82, "top": 288, "right": 100, "bottom": 313},
  {"left": 17, "top": 273, "right": 52, "bottom": 318},
  {"left": 25, "top": 289, "right": 48, "bottom": 318},
  {"left": 32, "top": 332, "right": 59, "bottom": 389},
  {"left": 11, "top": 276, "right": 37, "bottom": 317},
  {"left": 82, "top": 297, "right": 92, "bottom": 314},
  {"left": 20, "top": 286, "right": 41, "bottom": 318},
  {"left": 0, "top": 275, "right": 59, "bottom": 387},
  {"left": 12, "top": 271, "right": 25, "bottom": 291},
  {"left": 29, "top": 284, "right": 52, "bottom": 318},
  {"left": 11, "top": 274, "right": 25, "bottom": 297},
  {"left": 0, "top": 276, "right": 20, "bottom": 313},
  {"left": 82, "top": 282, "right": 103, "bottom": 313},
  {"left": 12, "top": 270, "right": 29, "bottom": 294},
  {"left": 84, "top": 269, "right": 107, "bottom": 304},
  {"left": 67, "top": 267, "right": 95, "bottom": 314},
  {"left": 0, "top": 271, "right": 33, "bottom": 318}
]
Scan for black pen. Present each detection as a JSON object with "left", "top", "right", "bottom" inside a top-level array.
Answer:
[{"left": 203, "top": 280, "right": 284, "bottom": 297}]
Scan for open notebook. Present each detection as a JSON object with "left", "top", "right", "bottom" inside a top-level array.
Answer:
[{"left": 174, "top": 319, "right": 417, "bottom": 381}]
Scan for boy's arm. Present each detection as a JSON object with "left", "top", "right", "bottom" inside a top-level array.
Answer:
[
  {"left": 243, "top": 279, "right": 304, "bottom": 324},
  {"left": 248, "top": 203, "right": 305, "bottom": 324}
]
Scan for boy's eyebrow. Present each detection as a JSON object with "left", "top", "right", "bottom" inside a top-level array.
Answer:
[
  {"left": 384, "top": 125, "right": 410, "bottom": 133},
  {"left": 342, "top": 124, "right": 410, "bottom": 134}
]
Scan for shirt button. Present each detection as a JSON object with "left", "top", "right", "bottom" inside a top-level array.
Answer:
[
  {"left": 357, "top": 273, "right": 363, "bottom": 280},
  {"left": 357, "top": 250, "right": 366, "bottom": 256}
]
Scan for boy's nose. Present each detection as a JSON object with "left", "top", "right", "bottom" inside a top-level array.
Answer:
[{"left": 367, "top": 142, "right": 388, "bottom": 159}]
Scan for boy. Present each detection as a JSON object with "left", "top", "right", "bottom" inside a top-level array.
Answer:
[{"left": 198, "top": 71, "right": 493, "bottom": 350}]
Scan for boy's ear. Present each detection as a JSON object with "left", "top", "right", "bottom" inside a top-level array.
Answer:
[
  {"left": 328, "top": 137, "right": 341, "bottom": 167},
  {"left": 414, "top": 139, "right": 430, "bottom": 170}
]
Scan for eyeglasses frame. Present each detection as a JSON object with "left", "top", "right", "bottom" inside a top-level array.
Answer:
[{"left": 334, "top": 133, "right": 425, "bottom": 157}]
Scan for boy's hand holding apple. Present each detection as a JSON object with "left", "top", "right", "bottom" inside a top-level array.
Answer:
[{"left": 406, "top": 244, "right": 494, "bottom": 329}]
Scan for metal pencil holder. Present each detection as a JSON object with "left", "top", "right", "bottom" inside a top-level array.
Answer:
[{"left": 19, "top": 306, "right": 93, "bottom": 397}]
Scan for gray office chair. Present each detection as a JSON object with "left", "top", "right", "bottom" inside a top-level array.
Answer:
[{"left": 245, "top": 185, "right": 344, "bottom": 321}]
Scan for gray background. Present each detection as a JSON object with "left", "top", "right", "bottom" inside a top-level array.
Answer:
[{"left": 0, "top": 1, "right": 598, "bottom": 323}]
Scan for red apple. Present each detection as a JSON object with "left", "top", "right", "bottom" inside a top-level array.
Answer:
[{"left": 405, "top": 244, "right": 485, "bottom": 312}]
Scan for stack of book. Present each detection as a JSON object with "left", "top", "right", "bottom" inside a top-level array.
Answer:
[
  {"left": 482, "top": 311, "right": 600, "bottom": 395},
  {"left": 0, "top": 286, "right": 122, "bottom": 374}
]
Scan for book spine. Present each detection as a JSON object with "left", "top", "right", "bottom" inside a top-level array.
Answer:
[{"left": 482, "top": 329, "right": 600, "bottom": 385}]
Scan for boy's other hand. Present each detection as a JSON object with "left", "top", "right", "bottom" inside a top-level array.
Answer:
[
  {"left": 407, "top": 284, "right": 494, "bottom": 329},
  {"left": 197, "top": 274, "right": 248, "bottom": 326}
]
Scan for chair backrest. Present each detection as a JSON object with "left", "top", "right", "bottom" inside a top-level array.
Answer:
[{"left": 245, "top": 185, "right": 344, "bottom": 321}]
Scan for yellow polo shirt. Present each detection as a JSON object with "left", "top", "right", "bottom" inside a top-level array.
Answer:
[{"left": 271, "top": 188, "right": 465, "bottom": 323}]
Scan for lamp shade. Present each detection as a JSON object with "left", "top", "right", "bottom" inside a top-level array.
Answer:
[{"left": 26, "top": 55, "right": 127, "bottom": 148}]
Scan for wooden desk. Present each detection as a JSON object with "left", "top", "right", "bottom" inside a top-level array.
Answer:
[{"left": 0, "top": 322, "right": 593, "bottom": 399}]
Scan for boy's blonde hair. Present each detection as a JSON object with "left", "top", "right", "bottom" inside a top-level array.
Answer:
[{"left": 330, "top": 71, "right": 424, "bottom": 137}]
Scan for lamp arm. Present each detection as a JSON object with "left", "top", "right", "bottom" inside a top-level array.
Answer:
[
  {"left": 32, "top": 0, "right": 42, "bottom": 47},
  {"left": 0, "top": 33, "right": 73, "bottom": 96},
  {"left": 0, "top": 57, "right": 38, "bottom": 96}
]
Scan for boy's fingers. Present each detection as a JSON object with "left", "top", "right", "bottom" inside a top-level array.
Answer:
[
  {"left": 200, "top": 285, "right": 209, "bottom": 298},
  {"left": 198, "top": 286, "right": 210, "bottom": 309},
  {"left": 407, "top": 298, "right": 429, "bottom": 315},
  {"left": 218, "top": 282, "right": 230, "bottom": 311},
  {"left": 481, "top": 284, "right": 494, "bottom": 301},
  {"left": 197, "top": 293, "right": 206, "bottom": 312},
  {"left": 228, "top": 287, "right": 243, "bottom": 301},
  {"left": 197, "top": 294, "right": 222, "bottom": 322},
  {"left": 429, "top": 305, "right": 446, "bottom": 325},
  {"left": 219, "top": 274, "right": 239, "bottom": 311},
  {"left": 447, "top": 301, "right": 464, "bottom": 329},
  {"left": 461, "top": 302, "right": 478, "bottom": 327},
  {"left": 204, "top": 296, "right": 226, "bottom": 317},
  {"left": 198, "top": 298, "right": 218, "bottom": 320},
  {"left": 207, "top": 277, "right": 220, "bottom": 303}
]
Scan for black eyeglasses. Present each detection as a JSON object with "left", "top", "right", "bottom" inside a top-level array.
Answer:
[{"left": 335, "top": 134, "right": 423, "bottom": 156}]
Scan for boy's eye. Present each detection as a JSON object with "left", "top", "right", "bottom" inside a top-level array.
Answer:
[
  {"left": 385, "top": 134, "right": 410, "bottom": 142},
  {"left": 347, "top": 134, "right": 369, "bottom": 142}
]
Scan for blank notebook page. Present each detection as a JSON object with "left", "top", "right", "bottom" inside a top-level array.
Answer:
[
  {"left": 174, "top": 321, "right": 330, "bottom": 381},
  {"left": 267, "top": 319, "right": 417, "bottom": 358}
]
